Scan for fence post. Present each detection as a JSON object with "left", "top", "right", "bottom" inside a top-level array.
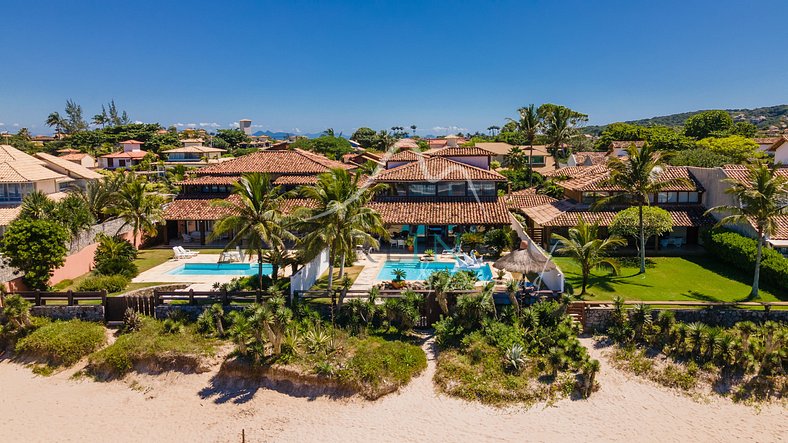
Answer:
[
  {"left": 153, "top": 290, "right": 160, "bottom": 306},
  {"left": 35, "top": 289, "right": 41, "bottom": 306},
  {"left": 101, "top": 290, "right": 107, "bottom": 306},
  {"left": 189, "top": 289, "right": 195, "bottom": 305},
  {"left": 222, "top": 288, "right": 228, "bottom": 305},
  {"left": 67, "top": 290, "right": 74, "bottom": 306}
]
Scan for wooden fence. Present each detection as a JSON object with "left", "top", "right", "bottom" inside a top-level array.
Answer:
[{"left": 1, "top": 290, "right": 107, "bottom": 307}]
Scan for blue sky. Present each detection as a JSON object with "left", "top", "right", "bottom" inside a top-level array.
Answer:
[{"left": 1, "top": 0, "right": 787, "bottom": 135}]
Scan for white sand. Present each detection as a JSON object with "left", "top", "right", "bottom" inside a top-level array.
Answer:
[{"left": 0, "top": 338, "right": 785, "bottom": 443}]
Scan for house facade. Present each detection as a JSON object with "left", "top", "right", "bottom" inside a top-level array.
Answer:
[
  {"left": 162, "top": 138, "right": 226, "bottom": 165},
  {"left": 99, "top": 140, "right": 155, "bottom": 170}
]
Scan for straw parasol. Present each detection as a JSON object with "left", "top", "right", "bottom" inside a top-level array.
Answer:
[{"left": 493, "top": 248, "right": 556, "bottom": 275}]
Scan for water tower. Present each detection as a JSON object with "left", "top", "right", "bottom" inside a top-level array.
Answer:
[{"left": 239, "top": 119, "right": 252, "bottom": 135}]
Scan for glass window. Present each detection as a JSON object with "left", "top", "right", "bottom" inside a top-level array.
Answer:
[
  {"left": 394, "top": 183, "right": 408, "bottom": 196},
  {"left": 678, "top": 192, "right": 689, "bottom": 203},
  {"left": 468, "top": 182, "right": 496, "bottom": 196},
  {"left": 408, "top": 183, "right": 436, "bottom": 196},
  {"left": 666, "top": 192, "right": 678, "bottom": 203},
  {"left": 657, "top": 192, "right": 668, "bottom": 203},
  {"left": 529, "top": 156, "right": 545, "bottom": 165},
  {"left": 437, "top": 182, "right": 466, "bottom": 197},
  {"left": 688, "top": 192, "right": 699, "bottom": 203}
]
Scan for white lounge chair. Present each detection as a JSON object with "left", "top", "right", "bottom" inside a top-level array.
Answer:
[
  {"left": 173, "top": 246, "right": 199, "bottom": 260},
  {"left": 442, "top": 244, "right": 461, "bottom": 255}
]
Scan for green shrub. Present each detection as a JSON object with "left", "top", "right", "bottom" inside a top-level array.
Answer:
[
  {"left": 16, "top": 320, "right": 105, "bottom": 366},
  {"left": 93, "top": 233, "right": 138, "bottom": 278},
  {"left": 76, "top": 274, "right": 130, "bottom": 293},
  {"left": 88, "top": 318, "right": 215, "bottom": 377},
  {"left": 704, "top": 229, "right": 788, "bottom": 290},
  {"left": 343, "top": 336, "right": 427, "bottom": 390}
]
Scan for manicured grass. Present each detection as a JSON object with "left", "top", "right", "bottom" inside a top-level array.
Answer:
[
  {"left": 134, "top": 248, "right": 225, "bottom": 273},
  {"left": 309, "top": 265, "right": 365, "bottom": 291},
  {"left": 554, "top": 255, "right": 785, "bottom": 302}
]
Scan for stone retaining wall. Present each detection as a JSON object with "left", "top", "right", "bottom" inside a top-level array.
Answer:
[
  {"left": 29, "top": 305, "right": 105, "bottom": 322},
  {"left": 584, "top": 307, "right": 788, "bottom": 332}
]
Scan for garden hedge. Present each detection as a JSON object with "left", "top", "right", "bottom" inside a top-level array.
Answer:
[{"left": 704, "top": 229, "right": 788, "bottom": 289}]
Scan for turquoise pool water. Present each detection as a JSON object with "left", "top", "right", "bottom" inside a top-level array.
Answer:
[
  {"left": 376, "top": 259, "right": 493, "bottom": 281},
  {"left": 168, "top": 262, "right": 272, "bottom": 276}
]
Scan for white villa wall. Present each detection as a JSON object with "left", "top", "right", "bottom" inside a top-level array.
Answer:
[
  {"left": 290, "top": 248, "right": 330, "bottom": 297},
  {"left": 774, "top": 144, "right": 788, "bottom": 165},
  {"left": 34, "top": 179, "right": 58, "bottom": 194}
]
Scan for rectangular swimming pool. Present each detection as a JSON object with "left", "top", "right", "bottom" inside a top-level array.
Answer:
[
  {"left": 168, "top": 262, "right": 272, "bottom": 276},
  {"left": 376, "top": 259, "right": 493, "bottom": 281}
]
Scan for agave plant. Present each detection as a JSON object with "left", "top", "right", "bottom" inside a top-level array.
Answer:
[
  {"left": 505, "top": 343, "right": 526, "bottom": 372},
  {"left": 121, "top": 307, "right": 143, "bottom": 333},
  {"left": 303, "top": 323, "right": 331, "bottom": 354}
]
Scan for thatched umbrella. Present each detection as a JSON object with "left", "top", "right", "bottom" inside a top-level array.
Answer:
[{"left": 493, "top": 248, "right": 556, "bottom": 275}]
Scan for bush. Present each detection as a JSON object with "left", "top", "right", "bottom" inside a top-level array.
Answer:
[
  {"left": 704, "top": 229, "right": 788, "bottom": 290},
  {"left": 76, "top": 274, "right": 130, "bottom": 293},
  {"left": 16, "top": 320, "right": 106, "bottom": 366},
  {"left": 93, "top": 234, "right": 138, "bottom": 278},
  {"left": 343, "top": 336, "right": 427, "bottom": 390}
]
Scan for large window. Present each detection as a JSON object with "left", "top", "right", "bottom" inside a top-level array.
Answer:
[
  {"left": 408, "top": 183, "right": 436, "bottom": 197},
  {"left": 394, "top": 183, "right": 408, "bottom": 196},
  {"left": 0, "top": 183, "right": 32, "bottom": 202},
  {"left": 529, "top": 155, "right": 545, "bottom": 166},
  {"left": 468, "top": 182, "right": 496, "bottom": 196},
  {"left": 437, "top": 182, "right": 466, "bottom": 197},
  {"left": 657, "top": 191, "right": 698, "bottom": 204}
]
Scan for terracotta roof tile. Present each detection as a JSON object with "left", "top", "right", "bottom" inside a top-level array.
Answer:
[
  {"left": 504, "top": 189, "right": 557, "bottom": 209},
  {"left": 610, "top": 140, "right": 646, "bottom": 149},
  {"left": 368, "top": 199, "right": 511, "bottom": 225},
  {"left": 163, "top": 195, "right": 316, "bottom": 220},
  {"left": 272, "top": 175, "right": 319, "bottom": 185},
  {"left": 573, "top": 151, "right": 608, "bottom": 166},
  {"left": 541, "top": 206, "right": 715, "bottom": 228},
  {"left": 372, "top": 156, "right": 505, "bottom": 182},
  {"left": 772, "top": 215, "right": 788, "bottom": 240},
  {"left": 195, "top": 149, "right": 350, "bottom": 176},
  {"left": 101, "top": 150, "right": 151, "bottom": 159},
  {"left": 721, "top": 164, "right": 788, "bottom": 183},
  {"left": 176, "top": 176, "right": 239, "bottom": 186},
  {"left": 559, "top": 165, "right": 701, "bottom": 192},
  {"left": 431, "top": 146, "right": 494, "bottom": 157},
  {"left": 386, "top": 150, "right": 427, "bottom": 162}
]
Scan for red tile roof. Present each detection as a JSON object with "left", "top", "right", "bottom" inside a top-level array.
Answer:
[
  {"left": 386, "top": 149, "right": 427, "bottom": 163},
  {"left": 372, "top": 156, "right": 505, "bottom": 182},
  {"left": 721, "top": 164, "right": 788, "bottom": 183},
  {"left": 504, "top": 188, "right": 558, "bottom": 209},
  {"left": 573, "top": 151, "right": 608, "bottom": 166},
  {"left": 609, "top": 140, "right": 646, "bottom": 149},
  {"left": 119, "top": 139, "right": 144, "bottom": 144},
  {"left": 368, "top": 199, "right": 511, "bottom": 225},
  {"left": 521, "top": 201, "right": 714, "bottom": 228},
  {"left": 431, "top": 146, "right": 494, "bottom": 157},
  {"left": 543, "top": 164, "right": 607, "bottom": 178},
  {"left": 100, "top": 150, "right": 151, "bottom": 159},
  {"left": 559, "top": 165, "right": 701, "bottom": 192},
  {"left": 176, "top": 176, "right": 239, "bottom": 186},
  {"left": 272, "top": 175, "right": 319, "bottom": 185},
  {"left": 772, "top": 215, "right": 788, "bottom": 240},
  {"left": 163, "top": 195, "right": 317, "bottom": 220},
  {"left": 195, "top": 149, "right": 351, "bottom": 176},
  {"left": 767, "top": 136, "right": 788, "bottom": 152}
]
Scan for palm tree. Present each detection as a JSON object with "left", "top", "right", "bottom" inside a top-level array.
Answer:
[
  {"left": 706, "top": 162, "right": 788, "bottom": 298},
  {"left": 599, "top": 143, "right": 690, "bottom": 274},
  {"left": 75, "top": 172, "right": 126, "bottom": 222},
  {"left": 508, "top": 105, "right": 543, "bottom": 186},
  {"left": 504, "top": 147, "right": 527, "bottom": 172},
  {"left": 551, "top": 216, "right": 627, "bottom": 295},
  {"left": 111, "top": 177, "right": 165, "bottom": 247},
  {"left": 295, "top": 168, "right": 387, "bottom": 301},
  {"left": 538, "top": 104, "right": 587, "bottom": 157},
  {"left": 46, "top": 111, "right": 66, "bottom": 134},
  {"left": 323, "top": 128, "right": 335, "bottom": 137},
  {"left": 209, "top": 172, "right": 294, "bottom": 289},
  {"left": 410, "top": 125, "right": 417, "bottom": 136},
  {"left": 19, "top": 190, "right": 55, "bottom": 219}
]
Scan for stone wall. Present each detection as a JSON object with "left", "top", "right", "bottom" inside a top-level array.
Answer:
[
  {"left": 29, "top": 305, "right": 105, "bottom": 322},
  {"left": 584, "top": 306, "right": 788, "bottom": 332}
]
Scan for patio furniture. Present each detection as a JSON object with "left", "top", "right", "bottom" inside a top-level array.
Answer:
[
  {"left": 389, "top": 239, "right": 398, "bottom": 248},
  {"left": 396, "top": 239, "right": 406, "bottom": 248},
  {"left": 220, "top": 251, "right": 242, "bottom": 262},
  {"left": 173, "top": 246, "right": 199, "bottom": 260},
  {"left": 442, "top": 244, "right": 461, "bottom": 255},
  {"left": 181, "top": 233, "right": 192, "bottom": 242}
]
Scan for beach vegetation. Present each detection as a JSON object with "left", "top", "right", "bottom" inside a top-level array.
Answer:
[{"left": 16, "top": 319, "right": 105, "bottom": 368}]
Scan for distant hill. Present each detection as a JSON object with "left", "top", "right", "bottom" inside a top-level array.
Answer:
[
  {"left": 253, "top": 130, "right": 325, "bottom": 139},
  {"left": 584, "top": 104, "right": 788, "bottom": 135}
]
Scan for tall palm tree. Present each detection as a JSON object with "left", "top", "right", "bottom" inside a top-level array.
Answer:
[
  {"left": 706, "top": 162, "right": 788, "bottom": 298},
  {"left": 508, "top": 105, "right": 542, "bottom": 186},
  {"left": 209, "top": 172, "right": 294, "bottom": 288},
  {"left": 75, "top": 172, "right": 127, "bottom": 222},
  {"left": 410, "top": 125, "right": 417, "bottom": 136},
  {"left": 295, "top": 168, "right": 387, "bottom": 300},
  {"left": 598, "top": 144, "right": 689, "bottom": 274},
  {"left": 552, "top": 216, "right": 627, "bottom": 295},
  {"left": 46, "top": 112, "right": 66, "bottom": 134},
  {"left": 111, "top": 177, "right": 165, "bottom": 247},
  {"left": 19, "top": 190, "right": 55, "bottom": 219},
  {"left": 538, "top": 104, "right": 587, "bottom": 157},
  {"left": 504, "top": 147, "right": 527, "bottom": 172}
]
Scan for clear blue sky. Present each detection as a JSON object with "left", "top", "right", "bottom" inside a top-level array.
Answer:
[{"left": 1, "top": 0, "right": 787, "bottom": 135}]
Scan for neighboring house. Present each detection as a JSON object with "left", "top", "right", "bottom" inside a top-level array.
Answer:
[
  {"left": 162, "top": 144, "right": 226, "bottom": 164},
  {"left": 342, "top": 151, "right": 383, "bottom": 168},
  {"left": 34, "top": 152, "right": 103, "bottom": 190},
  {"left": 393, "top": 138, "right": 420, "bottom": 150},
  {"left": 162, "top": 149, "right": 352, "bottom": 244},
  {"left": 608, "top": 140, "right": 645, "bottom": 158},
  {"left": 57, "top": 148, "right": 96, "bottom": 168},
  {"left": 754, "top": 137, "right": 781, "bottom": 153},
  {"left": 474, "top": 142, "right": 557, "bottom": 173},
  {"left": 99, "top": 140, "right": 155, "bottom": 170},
  {"left": 0, "top": 144, "right": 70, "bottom": 204},
  {"left": 424, "top": 134, "right": 467, "bottom": 151},
  {"left": 766, "top": 136, "right": 788, "bottom": 164},
  {"left": 568, "top": 151, "right": 608, "bottom": 167},
  {"left": 515, "top": 164, "right": 714, "bottom": 249}
]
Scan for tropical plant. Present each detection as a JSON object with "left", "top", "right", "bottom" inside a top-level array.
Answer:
[
  {"left": 507, "top": 104, "right": 543, "bottom": 186},
  {"left": 538, "top": 104, "right": 588, "bottom": 157},
  {"left": 598, "top": 143, "right": 690, "bottom": 273},
  {"left": 427, "top": 270, "right": 452, "bottom": 315},
  {"left": 0, "top": 218, "right": 69, "bottom": 290},
  {"left": 1, "top": 294, "right": 33, "bottom": 331},
  {"left": 706, "top": 162, "right": 788, "bottom": 298},
  {"left": 609, "top": 206, "right": 673, "bottom": 250},
  {"left": 580, "top": 359, "right": 601, "bottom": 398},
  {"left": 111, "top": 176, "right": 165, "bottom": 246},
  {"left": 19, "top": 190, "right": 55, "bottom": 219},
  {"left": 93, "top": 233, "right": 138, "bottom": 277},
  {"left": 504, "top": 279, "right": 520, "bottom": 313},
  {"left": 551, "top": 217, "right": 627, "bottom": 294},
  {"left": 121, "top": 308, "right": 143, "bottom": 333},
  {"left": 248, "top": 292, "right": 293, "bottom": 357},
  {"left": 296, "top": 168, "right": 387, "bottom": 300},
  {"left": 504, "top": 146, "right": 528, "bottom": 171},
  {"left": 504, "top": 343, "right": 526, "bottom": 372},
  {"left": 209, "top": 172, "right": 294, "bottom": 289}
]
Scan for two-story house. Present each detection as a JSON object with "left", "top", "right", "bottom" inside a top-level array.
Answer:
[
  {"left": 161, "top": 138, "right": 226, "bottom": 165},
  {"left": 99, "top": 140, "right": 155, "bottom": 170}
]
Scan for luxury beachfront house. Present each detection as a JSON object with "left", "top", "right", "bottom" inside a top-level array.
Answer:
[
  {"left": 162, "top": 148, "right": 351, "bottom": 244},
  {"left": 368, "top": 146, "right": 511, "bottom": 252}
]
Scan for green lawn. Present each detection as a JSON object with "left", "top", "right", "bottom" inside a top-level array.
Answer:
[
  {"left": 553, "top": 256, "right": 785, "bottom": 302},
  {"left": 134, "top": 248, "right": 226, "bottom": 273}
]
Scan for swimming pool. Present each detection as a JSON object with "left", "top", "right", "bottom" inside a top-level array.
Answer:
[
  {"left": 168, "top": 262, "right": 272, "bottom": 276},
  {"left": 376, "top": 259, "right": 493, "bottom": 281}
]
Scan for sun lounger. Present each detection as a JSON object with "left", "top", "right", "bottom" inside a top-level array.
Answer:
[{"left": 173, "top": 246, "right": 199, "bottom": 260}]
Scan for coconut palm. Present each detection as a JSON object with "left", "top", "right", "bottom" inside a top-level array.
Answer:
[
  {"left": 508, "top": 104, "right": 542, "bottom": 186},
  {"left": 504, "top": 146, "right": 528, "bottom": 171},
  {"left": 295, "top": 168, "right": 387, "bottom": 298},
  {"left": 706, "top": 162, "right": 788, "bottom": 298},
  {"left": 598, "top": 143, "right": 690, "bottom": 274},
  {"left": 551, "top": 217, "right": 627, "bottom": 295},
  {"left": 45, "top": 111, "right": 66, "bottom": 134},
  {"left": 111, "top": 177, "right": 165, "bottom": 247},
  {"left": 19, "top": 190, "right": 55, "bottom": 219},
  {"left": 538, "top": 104, "right": 588, "bottom": 157},
  {"left": 209, "top": 172, "right": 294, "bottom": 289},
  {"left": 410, "top": 124, "right": 417, "bottom": 136}
]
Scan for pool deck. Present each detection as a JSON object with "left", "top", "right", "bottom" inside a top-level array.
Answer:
[{"left": 132, "top": 253, "right": 291, "bottom": 286}]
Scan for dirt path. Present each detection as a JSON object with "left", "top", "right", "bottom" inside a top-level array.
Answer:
[{"left": 0, "top": 337, "right": 784, "bottom": 442}]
